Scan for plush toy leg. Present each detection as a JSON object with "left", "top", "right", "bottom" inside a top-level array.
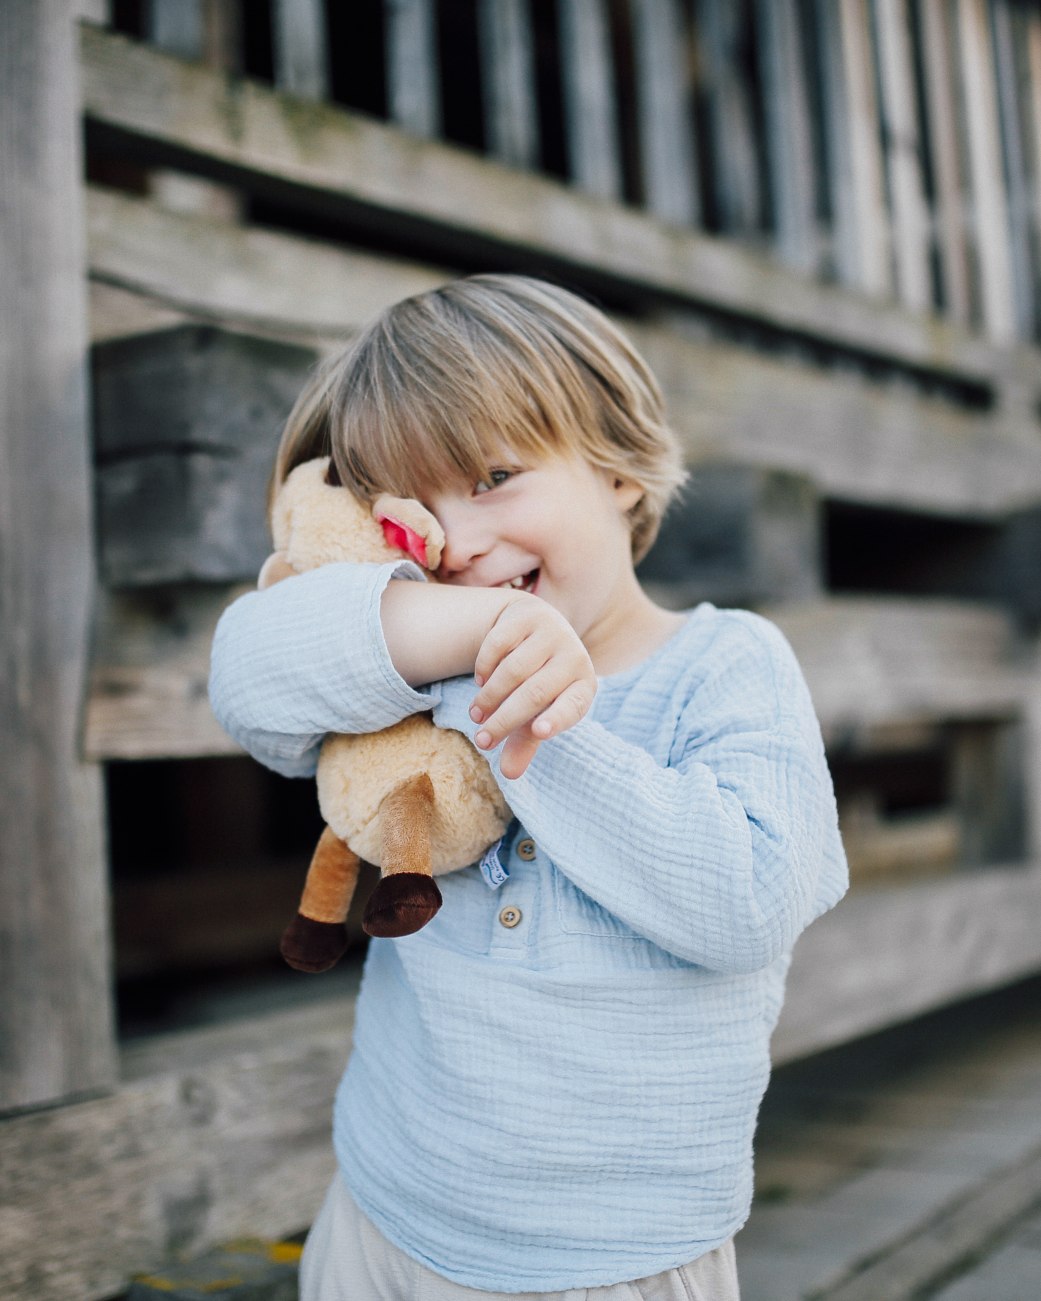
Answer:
[
  {"left": 281, "top": 826, "right": 360, "bottom": 972},
  {"left": 363, "top": 773, "right": 443, "bottom": 938}
]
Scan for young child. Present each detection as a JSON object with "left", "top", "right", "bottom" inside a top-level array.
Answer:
[{"left": 209, "top": 274, "right": 848, "bottom": 1299}]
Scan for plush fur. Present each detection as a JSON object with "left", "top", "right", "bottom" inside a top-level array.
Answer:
[{"left": 261, "top": 457, "right": 510, "bottom": 969}]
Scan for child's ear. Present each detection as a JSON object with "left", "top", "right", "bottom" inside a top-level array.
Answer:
[{"left": 612, "top": 477, "right": 644, "bottom": 513}]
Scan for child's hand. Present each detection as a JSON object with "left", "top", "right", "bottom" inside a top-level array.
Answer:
[{"left": 468, "top": 596, "right": 597, "bottom": 779}]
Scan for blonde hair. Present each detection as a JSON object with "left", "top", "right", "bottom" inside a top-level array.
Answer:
[{"left": 272, "top": 274, "right": 686, "bottom": 561}]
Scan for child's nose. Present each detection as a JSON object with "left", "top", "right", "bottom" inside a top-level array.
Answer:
[{"left": 436, "top": 509, "right": 491, "bottom": 579}]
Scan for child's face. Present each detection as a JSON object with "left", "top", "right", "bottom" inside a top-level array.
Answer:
[{"left": 424, "top": 449, "right": 643, "bottom": 650}]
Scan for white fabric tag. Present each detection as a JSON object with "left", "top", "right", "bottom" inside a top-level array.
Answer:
[{"left": 478, "top": 838, "right": 509, "bottom": 889}]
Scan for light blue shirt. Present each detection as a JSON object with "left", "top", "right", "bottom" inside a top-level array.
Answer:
[{"left": 209, "top": 562, "right": 847, "bottom": 1291}]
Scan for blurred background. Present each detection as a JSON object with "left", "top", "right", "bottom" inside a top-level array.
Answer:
[{"left": 3, "top": 1, "right": 1041, "bottom": 1297}]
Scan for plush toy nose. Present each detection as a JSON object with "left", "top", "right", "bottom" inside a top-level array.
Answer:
[{"left": 380, "top": 515, "right": 431, "bottom": 568}]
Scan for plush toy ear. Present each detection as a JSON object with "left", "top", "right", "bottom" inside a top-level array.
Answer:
[{"left": 380, "top": 515, "right": 435, "bottom": 568}]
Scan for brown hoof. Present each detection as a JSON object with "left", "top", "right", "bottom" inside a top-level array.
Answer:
[
  {"left": 363, "top": 873, "right": 442, "bottom": 938},
  {"left": 280, "top": 914, "right": 349, "bottom": 972}
]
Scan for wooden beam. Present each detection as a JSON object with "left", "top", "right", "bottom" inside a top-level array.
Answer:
[
  {"left": 78, "top": 24, "right": 1041, "bottom": 386},
  {"left": 0, "top": 1, "right": 116, "bottom": 1111},
  {"left": 774, "top": 866, "right": 1041, "bottom": 1062},
  {"left": 0, "top": 987, "right": 358, "bottom": 1301},
  {"left": 84, "top": 191, "right": 1041, "bottom": 518}
]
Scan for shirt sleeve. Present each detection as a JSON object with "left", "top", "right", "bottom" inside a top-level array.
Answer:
[
  {"left": 208, "top": 560, "right": 434, "bottom": 778},
  {"left": 431, "top": 617, "right": 848, "bottom": 974}
]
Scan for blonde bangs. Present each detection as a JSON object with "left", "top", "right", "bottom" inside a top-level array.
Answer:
[{"left": 271, "top": 274, "right": 686, "bottom": 560}]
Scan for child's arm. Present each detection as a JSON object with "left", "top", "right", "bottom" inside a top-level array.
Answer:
[
  {"left": 431, "top": 614, "right": 848, "bottom": 974},
  {"left": 209, "top": 562, "right": 596, "bottom": 779},
  {"left": 209, "top": 561, "right": 435, "bottom": 776},
  {"left": 380, "top": 580, "right": 597, "bottom": 778}
]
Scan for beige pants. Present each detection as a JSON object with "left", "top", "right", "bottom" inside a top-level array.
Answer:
[{"left": 300, "top": 1173, "right": 741, "bottom": 1300}]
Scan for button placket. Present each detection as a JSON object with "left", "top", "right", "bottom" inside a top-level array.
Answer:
[{"left": 488, "top": 830, "right": 538, "bottom": 956}]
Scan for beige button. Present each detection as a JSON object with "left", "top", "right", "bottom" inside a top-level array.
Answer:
[
  {"left": 498, "top": 905, "right": 523, "bottom": 929},
  {"left": 516, "top": 838, "right": 536, "bottom": 861}
]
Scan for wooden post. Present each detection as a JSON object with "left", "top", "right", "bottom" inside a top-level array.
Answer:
[
  {"left": 991, "top": 0, "right": 1036, "bottom": 341},
  {"left": 0, "top": 1, "right": 116, "bottom": 1110}
]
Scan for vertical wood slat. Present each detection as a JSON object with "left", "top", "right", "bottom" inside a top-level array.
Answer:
[
  {"left": 272, "top": 0, "right": 329, "bottom": 101},
  {"left": 698, "top": 0, "right": 762, "bottom": 236},
  {"left": 477, "top": 0, "right": 539, "bottom": 169},
  {"left": 956, "top": 0, "right": 1016, "bottom": 343},
  {"left": 630, "top": 0, "right": 699, "bottom": 227},
  {"left": 991, "top": 0, "right": 1036, "bottom": 341},
  {"left": 0, "top": 2, "right": 116, "bottom": 1111},
  {"left": 814, "top": 0, "right": 859, "bottom": 286},
  {"left": 557, "top": 0, "right": 623, "bottom": 200},
  {"left": 874, "top": 0, "right": 932, "bottom": 314},
  {"left": 1028, "top": 10, "right": 1041, "bottom": 259},
  {"left": 754, "top": 0, "right": 818, "bottom": 274},
  {"left": 385, "top": 0, "right": 441, "bottom": 138},
  {"left": 837, "top": 0, "right": 891, "bottom": 297},
  {"left": 918, "top": 0, "right": 972, "bottom": 325}
]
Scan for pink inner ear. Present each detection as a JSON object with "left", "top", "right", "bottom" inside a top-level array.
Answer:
[{"left": 381, "top": 516, "right": 430, "bottom": 568}]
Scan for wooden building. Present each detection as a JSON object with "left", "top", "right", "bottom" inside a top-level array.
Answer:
[{"left": 3, "top": 1, "right": 1041, "bottom": 1296}]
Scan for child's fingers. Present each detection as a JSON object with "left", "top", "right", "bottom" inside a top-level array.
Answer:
[
  {"left": 473, "top": 662, "right": 566, "bottom": 748},
  {"left": 472, "top": 637, "right": 555, "bottom": 721},
  {"left": 498, "top": 729, "right": 541, "bottom": 780}
]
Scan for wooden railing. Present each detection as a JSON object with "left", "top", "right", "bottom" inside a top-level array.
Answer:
[{"left": 99, "top": 0, "right": 1041, "bottom": 346}]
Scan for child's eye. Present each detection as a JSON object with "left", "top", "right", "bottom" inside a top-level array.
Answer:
[{"left": 473, "top": 468, "right": 514, "bottom": 495}]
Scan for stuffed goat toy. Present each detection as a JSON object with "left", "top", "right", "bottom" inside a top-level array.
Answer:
[{"left": 259, "top": 456, "right": 510, "bottom": 972}]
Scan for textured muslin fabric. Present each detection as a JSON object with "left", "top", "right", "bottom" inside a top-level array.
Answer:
[
  {"left": 210, "top": 562, "right": 847, "bottom": 1290},
  {"left": 299, "top": 1173, "right": 741, "bottom": 1301}
]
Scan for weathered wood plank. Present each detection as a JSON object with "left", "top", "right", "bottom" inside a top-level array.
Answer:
[
  {"left": 630, "top": 0, "right": 699, "bottom": 227},
  {"left": 919, "top": 0, "right": 972, "bottom": 325},
  {"left": 477, "top": 0, "right": 538, "bottom": 169},
  {"left": 84, "top": 190, "right": 1041, "bottom": 516},
  {"left": 699, "top": 0, "right": 762, "bottom": 237},
  {"left": 0, "top": 0, "right": 116, "bottom": 1111},
  {"left": 874, "top": 0, "right": 933, "bottom": 313},
  {"left": 92, "top": 325, "right": 318, "bottom": 585},
  {"left": 0, "top": 989, "right": 357, "bottom": 1301},
  {"left": 754, "top": 0, "right": 818, "bottom": 273},
  {"left": 836, "top": 0, "right": 892, "bottom": 297},
  {"left": 557, "top": 0, "right": 623, "bottom": 200},
  {"left": 85, "top": 584, "right": 247, "bottom": 759},
  {"left": 956, "top": 0, "right": 1017, "bottom": 343},
  {"left": 83, "top": 584, "right": 1031, "bottom": 763},
  {"left": 385, "top": 0, "right": 440, "bottom": 138},
  {"left": 774, "top": 867, "right": 1041, "bottom": 1063},
  {"left": 991, "top": 0, "right": 1037, "bottom": 341},
  {"left": 77, "top": 24, "right": 1041, "bottom": 383},
  {"left": 766, "top": 599, "right": 1030, "bottom": 744},
  {"left": 272, "top": 0, "right": 329, "bottom": 101}
]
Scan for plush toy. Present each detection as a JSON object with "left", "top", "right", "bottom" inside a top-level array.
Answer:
[{"left": 258, "top": 456, "right": 511, "bottom": 972}]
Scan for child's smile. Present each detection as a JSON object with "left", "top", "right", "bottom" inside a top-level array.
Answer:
[{"left": 426, "top": 452, "right": 683, "bottom": 675}]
